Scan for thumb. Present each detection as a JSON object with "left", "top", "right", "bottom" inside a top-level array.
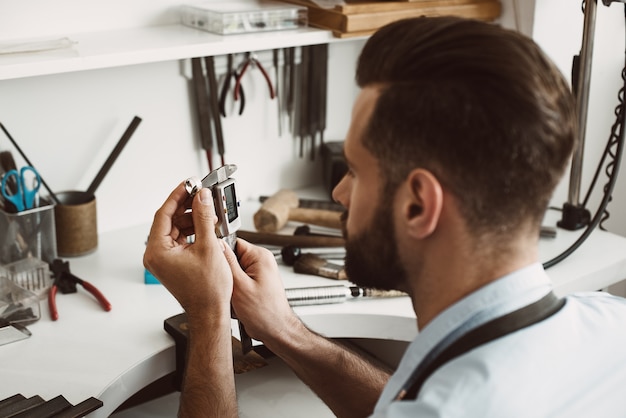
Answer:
[
  {"left": 223, "top": 242, "right": 246, "bottom": 280},
  {"left": 191, "top": 188, "right": 219, "bottom": 244}
]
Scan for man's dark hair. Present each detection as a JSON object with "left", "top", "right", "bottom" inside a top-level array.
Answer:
[{"left": 356, "top": 17, "right": 577, "bottom": 238}]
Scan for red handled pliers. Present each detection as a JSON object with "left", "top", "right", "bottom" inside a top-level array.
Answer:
[
  {"left": 234, "top": 52, "right": 275, "bottom": 101},
  {"left": 219, "top": 54, "right": 245, "bottom": 117},
  {"left": 48, "top": 259, "right": 112, "bottom": 321}
]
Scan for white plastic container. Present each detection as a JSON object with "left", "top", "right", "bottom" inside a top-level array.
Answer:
[{"left": 181, "top": 0, "right": 308, "bottom": 35}]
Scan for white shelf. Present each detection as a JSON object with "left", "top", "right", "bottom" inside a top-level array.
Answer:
[{"left": 0, "top": 24, "right": 348, "bottom": 81}]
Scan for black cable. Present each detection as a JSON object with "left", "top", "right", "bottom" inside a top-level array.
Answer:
[
  {"left": 581, "top": 85, "right": 622, "bottom": 209},
  {"left": 544, "top": 101, "right": 625, "bottom": 269},
  {"left": 581, "top": 68, "right": 625, "bottom": 226},
  {"left": 581, "top": 5, "right": 626, "bottom": 222},
  {"left": 599, "top": 78, "right": 625, "bottom": 229},
  {"left": 543, "top": 3, "right": 626, "bottom": 269}
]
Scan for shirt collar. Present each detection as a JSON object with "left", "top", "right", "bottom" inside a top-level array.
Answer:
[
  {"left": 390, "top": 262, "right": 553, "bottom": 390},
  {"left": 422, "top": 262, "right": 553, "bottom": 343}
]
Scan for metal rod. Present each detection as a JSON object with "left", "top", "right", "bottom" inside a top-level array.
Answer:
[
  {"left": 286, "top": 285, "right": 349, "bottom": 306},
  {"left": 191, "top": 57, "right": 214, "bottom": 171},
  {"left": 86, "top": 116, "right": 141, "bottom": 195},
  {"left": 204, "top": 56, "right": 225, "bottom": 166},
  {"left": 568, "top": 0, "right": 598, "bottom": 206}
]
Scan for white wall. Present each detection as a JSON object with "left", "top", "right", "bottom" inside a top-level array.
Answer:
[
  {"left": 0, "top": 0, "right": 180, "bottom": 40},
  {"left": 0, "top": 1, "right": 362, "bottom": 233},
  {"left": 533, "top": 0, "right": 626, "bottom": 237}
]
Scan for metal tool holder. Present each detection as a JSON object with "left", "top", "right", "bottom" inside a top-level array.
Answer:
[{"left": 0, "top": 393, "right": 102, "bottom": 417}]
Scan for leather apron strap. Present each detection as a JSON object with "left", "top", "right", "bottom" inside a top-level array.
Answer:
[{"left": 395, "top": 292, "right": 566, "bottom": 401}]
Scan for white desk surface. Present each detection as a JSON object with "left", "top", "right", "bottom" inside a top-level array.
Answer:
[{"left": 1, "top": 206, "right": 626, "bottom": 417}]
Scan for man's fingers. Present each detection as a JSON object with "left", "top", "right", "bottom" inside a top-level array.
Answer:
[
  {"left": 149, "top": 182, "right": 189, "bottom": 241},
  {"left": 224, "top": 242, "right": 247, "bottom": 281},
  {"left": 236, "top": 239, "right": 274, "bottom": 270},
  {"left": 174, "top": 212, "right": 194, "bottom": 235},
  {"left": 191, "top": 188, "right": 220, "bottom": 246}
]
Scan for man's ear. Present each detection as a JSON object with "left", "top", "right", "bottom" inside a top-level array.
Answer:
[{"left": 400, "top": 169, "right": 443, "bottom": 239}]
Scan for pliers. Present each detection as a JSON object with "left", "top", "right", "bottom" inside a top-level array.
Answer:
[
  {"left": 219, "top": 54, "right": 245, "bottom": 117},
  {"left": 48, "top": 259, "right": 112, "bottom": 321},
  {"left": 234, "top": 52, "right": 275, "bottom": 102}
]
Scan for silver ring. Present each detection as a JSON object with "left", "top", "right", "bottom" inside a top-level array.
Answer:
[{"left": 184, "top": 176, "right": 202, "bottom": 196}]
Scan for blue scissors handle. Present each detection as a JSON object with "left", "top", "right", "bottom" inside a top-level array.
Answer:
[
  {"left": 1, "top": 169, "right": 23, "bottom": 211},
  {"left": 20, "top": 166, "right": 41, "bottom": 210},
  {"left": 1, "top": 166, "right": 41, "bottom": 212}
]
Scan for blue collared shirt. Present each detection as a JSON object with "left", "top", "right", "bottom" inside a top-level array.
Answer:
[{"left": 372, "top": 263, "right": 626, "bottom": 417}]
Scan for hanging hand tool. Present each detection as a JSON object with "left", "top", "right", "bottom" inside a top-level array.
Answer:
[
  {"left": 191, "top": 57, "right": 214, "bottom": 171},
  {"left": 308, "top": 45, "right": 322, "bottom": 160},
  {"left": 292, "top": 44, "right": 329, "bottom": 160},
  {"left": 308, "top": 44, "right": 330, "bottom": 160},
  {"left": 48, "top": 259, "right": 112, "bottom": 321},
  {"left": 234, "top": 52, "right": 275, "bottom": 101},
  {"left": 284, "top": 47, "right": 296, "bottom": 134},
  {"left": 273, "top": 49, "right": 283, "bottom": 136},
  {"left": 297, "top": 45, "right": 311, "bottom": 158},
  {"left": 317, "top": 44, "right": 329, "bottom": 153},
  {"left": 219, "top": 54, "right": 245, "bottom": 117},
  {"left": 204, "top": 56, "right": 226, "bottom": 166}
]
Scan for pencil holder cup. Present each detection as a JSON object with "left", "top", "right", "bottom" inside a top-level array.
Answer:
[
  {"left": 54, "top": 191, "right": 98, "bottom": 257},
  {"left": 0, "top": 202, "right": 57, "bottom": 266}
]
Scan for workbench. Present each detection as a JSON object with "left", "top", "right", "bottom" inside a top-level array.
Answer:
[{"left": 1, "top": 205, "right": 626, "bottom": 417}]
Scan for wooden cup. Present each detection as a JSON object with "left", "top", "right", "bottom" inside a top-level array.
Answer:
[{"left": 54, "top": 191, "right": 98, "bottom": 257}]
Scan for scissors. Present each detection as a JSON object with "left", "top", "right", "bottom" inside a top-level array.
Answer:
[{"left": 1, "top": 166, "right": 41, "bottom": 212}]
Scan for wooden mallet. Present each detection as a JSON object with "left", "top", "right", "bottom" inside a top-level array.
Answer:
[{"left": 253, "top": 189, "right": 342, "bottom": 233}]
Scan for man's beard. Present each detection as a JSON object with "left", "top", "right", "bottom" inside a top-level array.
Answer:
[{"left": 342, "top": 202, "right": 409, "bottom": 292}]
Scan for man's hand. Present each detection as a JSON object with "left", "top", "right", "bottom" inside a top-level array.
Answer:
[
  {"left": 144, "top": 182, "right": 237, "bottom": 417},
  {"left": 223, "top": 238, "right": 388, "bottom": 418},
  {"left": 224, "top": 238, "right": 302, "bottom": 345},
  {"left": 143, "top": 183, "right": 233, "bottom": 318}
]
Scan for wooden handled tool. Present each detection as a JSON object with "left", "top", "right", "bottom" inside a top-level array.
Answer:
[
  {"left": 253, "top": 189, "right": 342, "bottom": 233},
  {"left": 293, "top": 253, "right": 347, "bottom": 280},
  {"left": 237, "top": 230, "right": 344, "bottom": 248}
]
